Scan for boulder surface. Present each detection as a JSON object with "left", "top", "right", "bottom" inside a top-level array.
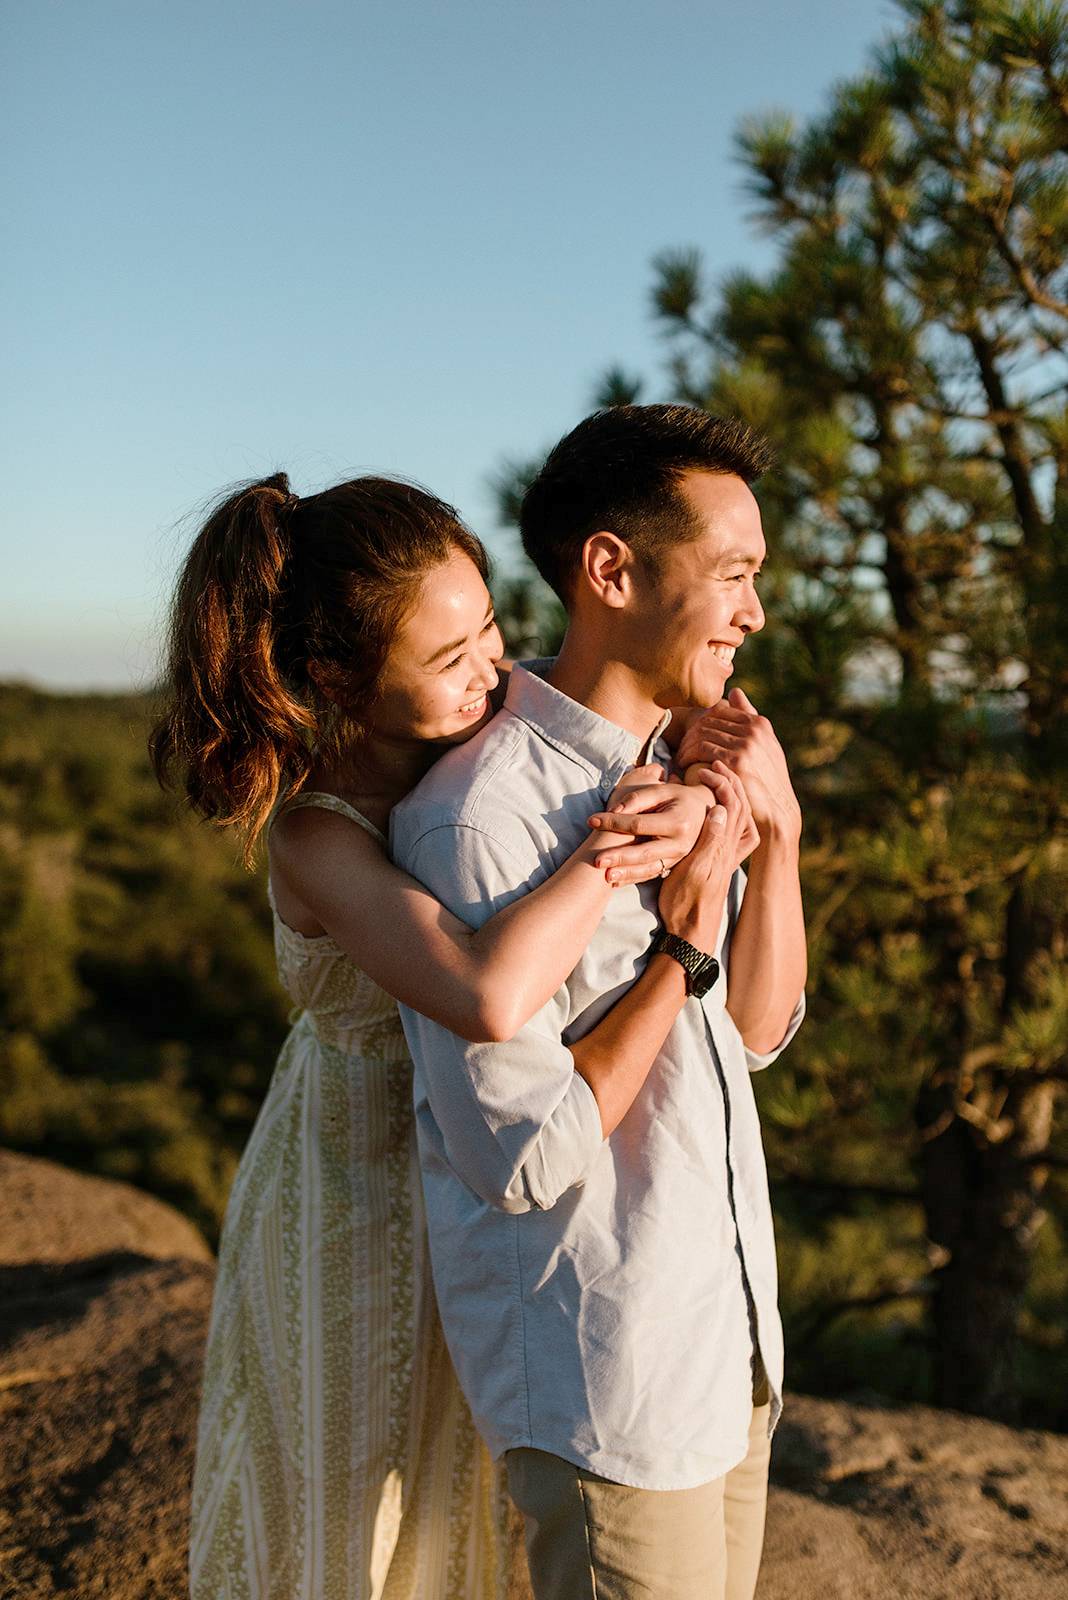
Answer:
[{"left": 1, "top": 1149, "right": 1065, "bottom": 1599}]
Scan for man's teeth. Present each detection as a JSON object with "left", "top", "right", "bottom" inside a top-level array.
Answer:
[{"left": 710, "top": 646, "right": 736, "bottom": 662}]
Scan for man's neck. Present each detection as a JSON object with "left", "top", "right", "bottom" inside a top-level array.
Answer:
[{"left": 545, "top": 630, "right": 664, "bottom": 745}]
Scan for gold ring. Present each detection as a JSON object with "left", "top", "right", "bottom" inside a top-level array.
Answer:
[{"left": 659, "top": 860, "right": 670, "bottom": 878}]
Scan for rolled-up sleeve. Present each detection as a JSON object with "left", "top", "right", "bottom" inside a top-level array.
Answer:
[
  {"left": 395, "top": 819, "right": 604, "bottom": 1213},
  {"left": 742, "top": 988, "right": 806, "bottom": 1073}
]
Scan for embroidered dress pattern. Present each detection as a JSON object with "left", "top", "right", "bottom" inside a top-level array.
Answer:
[{"left": 189, "top": 793, "right": 510, "bottom": 1600}]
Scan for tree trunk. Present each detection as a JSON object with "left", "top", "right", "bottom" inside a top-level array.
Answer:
[
  {"left": 920, "top": 1081, "right": 1054, "bottom": 1421},
  {"left": 919, "top": 871, "right": 1062, "bottom": 1420}
]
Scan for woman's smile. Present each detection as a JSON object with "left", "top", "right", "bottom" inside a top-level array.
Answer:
[{"left": 373, "top": 550, "right": 504, "bottom": 745}]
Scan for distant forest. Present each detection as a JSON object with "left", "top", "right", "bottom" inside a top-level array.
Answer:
[
  {"left": 0, "top": 684, "right": 289, "bottom": 1240},
  {"left": 1, "top": 677, "right": 1064, "bottom": 1429}
]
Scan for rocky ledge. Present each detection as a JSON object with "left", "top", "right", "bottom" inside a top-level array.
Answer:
[{"left": 0, "top": 1150, "right": 1065, "bottom": 1599}]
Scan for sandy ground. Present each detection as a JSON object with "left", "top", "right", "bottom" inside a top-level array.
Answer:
[
  {"left": 1, "top": 1150, "right": 1066, "bottom": 1600},
  {"left": 759, "top": 1394, "right": 1068, "bottom": 1600}
]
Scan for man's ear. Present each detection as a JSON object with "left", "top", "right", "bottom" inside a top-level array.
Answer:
[{"left": 579, "top": 532, "right": 634, "bottom": 610}]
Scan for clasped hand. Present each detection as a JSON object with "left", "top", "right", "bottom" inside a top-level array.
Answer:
[
  {"left": 586, "top": 758, "right": 757, "bottom": 949},
  {"left": 584, "top": 765, "right": 705, "bottom": 887},
  {"left": 676, "top": 688, "right": 801, "bottom": 839}
]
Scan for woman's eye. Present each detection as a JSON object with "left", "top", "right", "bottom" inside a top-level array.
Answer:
[{"left": 481, "top": 616, "right": 497, "bottom": 635}]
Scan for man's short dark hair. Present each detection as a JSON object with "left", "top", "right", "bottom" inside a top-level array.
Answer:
[{"left": 520, "top": 404, "right": 774, "bottom": 603}]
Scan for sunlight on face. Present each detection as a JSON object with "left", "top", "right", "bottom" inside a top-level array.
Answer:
[
  {"left": 373, "top": 550, "right": 504, "bottom": 746},
  {"left": 633, "top": 470, "right": 767, "bottom": 710}
]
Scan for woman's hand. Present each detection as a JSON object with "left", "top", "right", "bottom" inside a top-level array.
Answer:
[
  {"left": 586, "top": 765, "right": 714, "bottom": 888},
  {"left": 657, "top": 763, "right": 757, "bottom": 952}
]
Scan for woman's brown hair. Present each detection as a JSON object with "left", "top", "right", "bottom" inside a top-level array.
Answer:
[{"left": 150, "top": 472, "right": 488, "bottom": 862}]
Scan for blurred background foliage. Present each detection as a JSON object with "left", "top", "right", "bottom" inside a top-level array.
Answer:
[
  {"left": 491, "top": 0, "right": 1068, "bottom": 1427},
  {"left": 2, "top": 0, "right": 1065, "bottom": 1435},
  {"left": 0, "top": 685, "right": 290, "bottom": 1241},
  {"left": 2, "top": 608, "right": 1064, "bottom": 1430}
]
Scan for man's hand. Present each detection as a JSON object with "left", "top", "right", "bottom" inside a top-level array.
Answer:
[
  {"left": 675, "top": 688, "right": 801, "bottom": 841},
  {"left": 657, "top": 764, "right": 756, "bottom": 952},
  {"left": 677, "top": 694, "right": 806, "bottom": 1052}
]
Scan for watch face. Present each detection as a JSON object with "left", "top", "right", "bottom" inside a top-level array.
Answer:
[{"left": 688, "top": 959, "right": 719, "bottom": 999}]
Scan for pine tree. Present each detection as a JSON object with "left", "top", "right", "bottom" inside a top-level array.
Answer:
[
  {"left": 495, "top": 0, "right": 1068, "bottom": 1418},
  {"left": 635, "top": 0, "right": 1068, "bottom": 1419}
]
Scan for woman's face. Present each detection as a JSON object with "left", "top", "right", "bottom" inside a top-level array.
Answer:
[{"left": 373, "top": 550, "right": 504, "bottom": 746}]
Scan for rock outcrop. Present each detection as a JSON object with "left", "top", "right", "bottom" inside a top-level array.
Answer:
[
  {"left": 761, "top": 1393, "right": 1068, "bottom": 1599},
  {"left": 0, "top": 1152, "right": 214, "bottom": 1599},
  {"left": 1, "top": 1149, "right": 1066, "bottom": 1599}
]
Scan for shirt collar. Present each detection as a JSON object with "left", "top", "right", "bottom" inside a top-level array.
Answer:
[{"left": 506, "top": 660, "right": 673, "bottom": 785}]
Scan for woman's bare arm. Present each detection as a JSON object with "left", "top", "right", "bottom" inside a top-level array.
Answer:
[{"left": 268, "top": 769, "right": 712, "bottom": 1044}]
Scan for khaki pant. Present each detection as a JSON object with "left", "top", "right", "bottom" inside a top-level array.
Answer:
[{"left": 505, "top": 1399, "right": 772, "bottom": 1600}]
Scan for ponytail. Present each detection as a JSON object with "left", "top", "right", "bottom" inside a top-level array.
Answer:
[{"left": 150, "top": 473, "right": 320, "bottom": 863}]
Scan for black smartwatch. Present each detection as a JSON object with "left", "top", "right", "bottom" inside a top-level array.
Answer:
[{"left": 648, "top": 929, "right": 720, "bottom": 998}]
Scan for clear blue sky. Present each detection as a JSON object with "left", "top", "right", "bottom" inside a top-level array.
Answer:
[{"left": 3, "top": 0, "right": 897, "bottom": 690}]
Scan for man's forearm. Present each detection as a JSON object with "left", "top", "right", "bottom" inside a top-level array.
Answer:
[
  {"left": 725, "top": 821, "right": 806, "bottom": 1054},
  {"left": 569, "top": 954, "right": 690, "bottom": 1137}
]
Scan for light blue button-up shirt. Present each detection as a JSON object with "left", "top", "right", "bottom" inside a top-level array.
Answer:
[{"left": 391, "top": 664, "right": 803, "bottom": 1490}]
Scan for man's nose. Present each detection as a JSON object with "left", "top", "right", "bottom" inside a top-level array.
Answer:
[{"left": 739, "top": 587, "right": 765, "bottom": 634}]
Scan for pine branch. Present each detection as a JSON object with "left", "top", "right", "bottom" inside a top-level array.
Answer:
[{"left": 791, "top": 1280, "right": 934, "bottom": 1355}]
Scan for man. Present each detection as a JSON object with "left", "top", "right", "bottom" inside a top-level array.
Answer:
[{"left": 391, "top": 405, "right": 806, "bottom": 1600}]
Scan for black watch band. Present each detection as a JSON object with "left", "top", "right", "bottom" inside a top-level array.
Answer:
[{"left": 649, "top": 928, "right": 720, "bottom": 999}]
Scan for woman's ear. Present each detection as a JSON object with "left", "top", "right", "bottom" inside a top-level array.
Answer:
[
  {"left": 579, "top": 532, "right": 634, "bottom": 610},
  {"left": 307, "top": 659, "right": 356, "bottom": 706},
  {"left": 306, "top": 659, "right": 331, "bottom": 697}
]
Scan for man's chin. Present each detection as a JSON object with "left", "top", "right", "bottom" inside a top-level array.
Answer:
[{"left": 659, "top": 683, "right": 730, "bottom": 713}]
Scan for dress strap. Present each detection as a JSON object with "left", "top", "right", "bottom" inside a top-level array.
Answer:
[{"left": 275, "top": 790, "right": 388, "bottom": 847}]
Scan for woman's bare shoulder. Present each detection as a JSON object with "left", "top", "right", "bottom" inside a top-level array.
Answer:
[
  {"left": 270, "top": 797, "right": 386, "bottom": 860},
  {"left": 268, "top": 797, "right": 394, "bottom": 936}
]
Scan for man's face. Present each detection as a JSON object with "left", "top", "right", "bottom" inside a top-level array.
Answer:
[{"left": 627, "top": 468, "right": 767, "bottom": 709}]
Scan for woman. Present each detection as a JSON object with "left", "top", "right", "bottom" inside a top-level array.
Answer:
[{"left": 152, "top": 473, "right": 750, "bottom": 1600}]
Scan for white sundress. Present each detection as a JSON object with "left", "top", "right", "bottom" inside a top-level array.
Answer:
[{"left": 188, "top": 792, "right": 511, "bottom": 1600}]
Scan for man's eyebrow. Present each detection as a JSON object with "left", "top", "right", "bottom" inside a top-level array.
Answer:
[
  {"left": 422, "top": 601, "right": 495, "bottom": 667},
  {"left": 715, "top": 550, "right": 763, "bottom": 569}
]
